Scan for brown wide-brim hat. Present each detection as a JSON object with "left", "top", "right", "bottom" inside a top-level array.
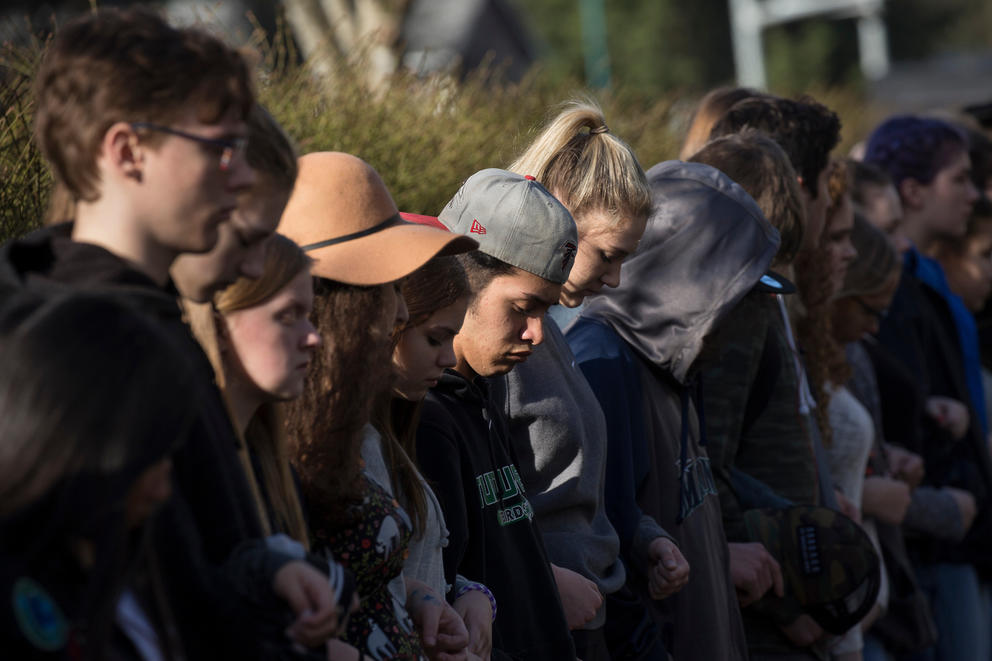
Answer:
[{"left": 278, "top": 152, "right": 477, "bottom": 285}]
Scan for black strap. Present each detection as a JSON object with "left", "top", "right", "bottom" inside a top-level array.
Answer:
[{"left": 300, "top": 213, "right": 404, "bottom": 251}]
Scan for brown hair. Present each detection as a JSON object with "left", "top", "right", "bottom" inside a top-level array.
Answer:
[
  {"left": 689, "top": 130, "right": 805, "bottom": 266},
  {"left": 286, "top": 279, "right": 395, "bottom": 527},
  {"left": 850, "top": 159, "right": 893, "bottom": 209},
  {"left": 34, "top": 7, "right": 253, "bottom": 202},
  {"left": 679, "top": 86, "right": 764, "bottom": 160},
  {"left": 509, "top": 99, "right": 653, "bottom": 233},
  {"left": 184, "top": 234, "right": 312, "bottom": 544},
  {"left": 795, "top": 160, "right": 852, "bottom": 444},
  {"left": 838, "top": 213, "right": 899, "bottom": 299},
  {"left": 42, "top": 102, "right": 290, "bottom": 226},
  {"left": 245, "top": 104, "right": 297, "bottom": 195},
  {"left": 709, "top": 95, "right": 841, "bottom": 200},
  {"left": 373, "top": 256, "right": 470, "bottom": 537}
]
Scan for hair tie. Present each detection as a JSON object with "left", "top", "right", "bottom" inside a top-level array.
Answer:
[{"left": 590, "top": 125, "right": 610, "bottom": 135}]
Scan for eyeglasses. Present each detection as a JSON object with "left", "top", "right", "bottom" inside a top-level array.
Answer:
[
  {"left": 130, "top": 122, "right": 247, "bottom": 171},
  {"left": 854, "top": 297, "right": 889, "bottom": 321}
]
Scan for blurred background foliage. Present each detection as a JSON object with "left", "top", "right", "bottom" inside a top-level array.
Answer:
[{"left": 1, "top": 0, "right": 990, "bottom": 243}]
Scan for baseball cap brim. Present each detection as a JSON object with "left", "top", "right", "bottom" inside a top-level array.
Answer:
[{"left": 306, "top": 221, "right": 478, "bottom": 285}]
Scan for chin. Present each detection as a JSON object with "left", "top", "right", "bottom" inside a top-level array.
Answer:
[
  {"left": 394, "top": 386, "right": 426, "bottom": 402},
  {"left": 483, "top": 362, "right": 515, "bottom": 377}
]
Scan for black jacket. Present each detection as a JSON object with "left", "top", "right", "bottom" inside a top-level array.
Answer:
[
  {"left": 874, "top": 262, "right": 992, "bottom": 575},
  {"left": 0, "top": 225, "right": 296, "bottom": 658},
  {"left": 417, "top": 370, "right": 575, "bottom": 661}
]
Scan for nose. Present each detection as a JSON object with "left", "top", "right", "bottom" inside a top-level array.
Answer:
[
  {"left": 438, "top": 343, "right": 457, "bottom": 369},
  {"left": 228, "top": 156, "right": 256, "bottom": 193},
  {"left": 238, "top": 241, "right": 268, "bottom": 280},
  {"left": 520, "top": 315, "right": 545, "bottom": 346},
  {"left": 843, "top": 241, "right": 857, "bottom": 263},
  {"left": 302, "top": 320, "right": 322, "bottom": 349},
  {"left": 968, "top": 180, "right": 981, "bottom": 205},
  {"left": 602, "top": 263, "right": 622, "bottom": 289}
]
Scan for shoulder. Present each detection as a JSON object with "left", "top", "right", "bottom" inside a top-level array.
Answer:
[{"left": 567, "top": 317, "right": 629, "bottom": 363}]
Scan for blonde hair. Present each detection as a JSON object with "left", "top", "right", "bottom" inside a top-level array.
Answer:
[
  {"left": 185, "top": 234, "right": 312, "bottom": 546},
  {"left": 509, "top": 99, "right": 652, "bottom": 232},
  {"left": 679, "top": 86, "right": 764, "bottom": 160}
]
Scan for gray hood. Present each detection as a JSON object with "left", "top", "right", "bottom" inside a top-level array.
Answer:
[{"left": 582, "top": 160, "right": 780, "bottom": 383}]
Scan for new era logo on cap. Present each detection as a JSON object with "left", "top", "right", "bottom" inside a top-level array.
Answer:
[{"left": 438, "top": 169, "right": 578, "bottom": 284}]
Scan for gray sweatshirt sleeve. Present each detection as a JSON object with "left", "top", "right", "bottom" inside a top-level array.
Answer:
[{"left": 903, "top": 486, "right": 965, "bottom": 541}]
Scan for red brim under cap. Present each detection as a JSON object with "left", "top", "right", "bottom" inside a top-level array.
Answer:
[
  {"left": 306, "top": 221, "right": 478, "bottom": 285},
  {"left": 399, "top": 212, "right": 448, "bottom": 230}
]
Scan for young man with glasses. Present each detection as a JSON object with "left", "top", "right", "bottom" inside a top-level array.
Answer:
[{"left": 0, "top": 8, "right": 341, "bottom": 659}]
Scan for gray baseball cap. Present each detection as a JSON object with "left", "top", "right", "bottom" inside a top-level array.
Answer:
[{"left": 439, "top": 169, "right": 578, "bottom": 284}]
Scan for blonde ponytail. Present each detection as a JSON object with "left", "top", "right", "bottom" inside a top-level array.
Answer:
[{"left": 509, "top": 99, "right": 652, "bottom": 231}]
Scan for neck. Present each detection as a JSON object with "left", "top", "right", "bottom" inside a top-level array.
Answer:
[
  {"left": 224, "top": 376, "right": 264, "bottom": 436},
  {"left": 902, "top": 212, "right": 935, "bottom": 255},
  {"left": 73, "top": 198, "right": 176, "bottom": 287}
]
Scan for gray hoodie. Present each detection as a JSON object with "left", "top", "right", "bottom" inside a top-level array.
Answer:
[{"left": 570, "top": 160, "right": 779, "bottom": 660}]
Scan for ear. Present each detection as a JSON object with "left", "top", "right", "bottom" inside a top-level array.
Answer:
[
  {"left": 796, "top": 175, "right": 811, "bottom": 201},
  {"left": 101, "top": 122, "right": 144, "bottom": 182},
  {"left": 899, "top": 177, "right": 926, "bottom": 211}
]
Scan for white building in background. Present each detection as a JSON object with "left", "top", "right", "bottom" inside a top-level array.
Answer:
[{"left": 728, "top": 0, "right": 890, "bottom": 88}]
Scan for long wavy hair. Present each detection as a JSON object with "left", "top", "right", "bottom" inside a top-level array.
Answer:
[
  {"left": 795, "top": 159, "right": 852, "bottom": 445},
  {"left": 371, "top": 255, "right": 469, "bottom": 537},
  {"left": 184, "top": 234, "right": 312, "bottom": 545},
  {"left": 286, "top": 279, "right": 395, "bottom": 527}
]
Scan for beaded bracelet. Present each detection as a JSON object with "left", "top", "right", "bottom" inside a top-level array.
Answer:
[{"left": 453, "top": 582, "right": 497, "bottom": 621}]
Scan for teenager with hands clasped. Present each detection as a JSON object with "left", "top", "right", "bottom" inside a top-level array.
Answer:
[{"left": 279, "top": 152, "right": 477, "bottom": 660}]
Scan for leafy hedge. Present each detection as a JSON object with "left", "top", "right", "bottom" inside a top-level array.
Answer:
[{"left": 0, "top": 21, "right": 883, "bottom": 245}]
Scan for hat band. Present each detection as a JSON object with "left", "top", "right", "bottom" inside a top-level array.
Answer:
[{"left": 300, "top": 213, "right": 404, "bottom": 252}]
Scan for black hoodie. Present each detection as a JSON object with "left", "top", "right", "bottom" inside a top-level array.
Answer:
[
  {"left": 417, "top": 370, "right": 575, "bottom": 661},
  {"left": 0, "top": 224, "right": 296, "bottom": 659}
]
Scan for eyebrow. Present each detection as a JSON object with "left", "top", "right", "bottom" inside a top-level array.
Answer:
[
  {"left": 521, "top": 293, "right": 556, "bottom": 308},
  {"left": 428, "top": 324, "right": 461, "bottom": 335}
]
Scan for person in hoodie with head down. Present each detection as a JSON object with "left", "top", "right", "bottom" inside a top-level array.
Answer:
[
  {"left": 567, "top": 160, "right": 781, "bottom": 661},
  {"left": 415, "top": 169, "right": 579, "bottom": 660}
]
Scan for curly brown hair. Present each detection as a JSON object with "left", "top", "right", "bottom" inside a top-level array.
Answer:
[
  {"left": 285, "top": 278, "right": 395, "bottom": 527},
  {"left": 795, "top": 160, "right": 852, "bottom": 445},
  {"left": 709, "top": 95, "right": 841, "bottom": 201}
]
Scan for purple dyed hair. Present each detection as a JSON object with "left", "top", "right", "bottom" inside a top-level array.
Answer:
[{"left": 864, "top": 116, "right": 968, "bottom": 189}]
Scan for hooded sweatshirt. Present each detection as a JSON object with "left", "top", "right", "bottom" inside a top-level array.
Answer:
[
  {"left": 489, "top": 316, "right": 625, "bottom": 630},
  {"left": 568, "top": 161, "right": 777, "bottom": 661},
  {"left": 0, "top": 224, "right": 297, "bottom": 659},
  {"left": 417, "top": 370, "right": 576, "bottom": 661}
]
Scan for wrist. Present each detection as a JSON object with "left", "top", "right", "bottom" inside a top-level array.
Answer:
[{"left": 454, "top": 582, "right": 497, "bottom": 621}]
